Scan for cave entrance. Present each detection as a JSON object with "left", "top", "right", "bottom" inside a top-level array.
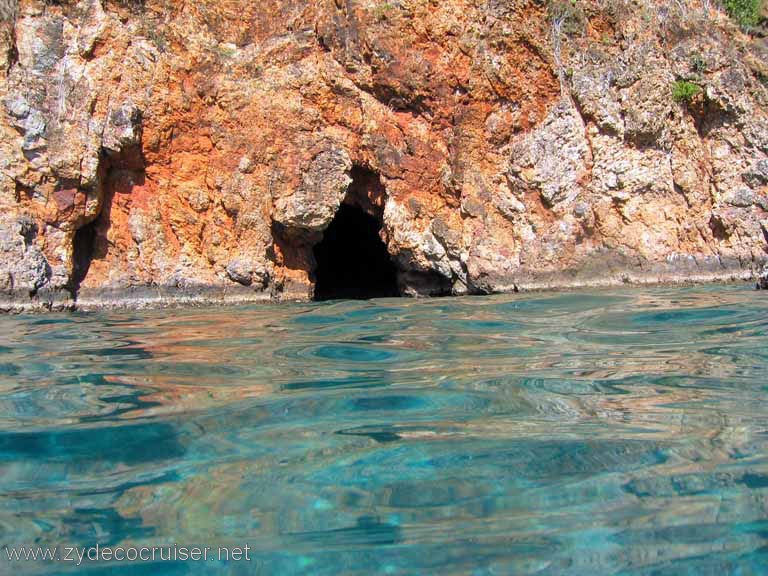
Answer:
[
  {"left": 313, "top": 203, "right": 399, "bottom": 301},
  {"left": 71, "top": 219, "right": 98, "bottom": 293}
]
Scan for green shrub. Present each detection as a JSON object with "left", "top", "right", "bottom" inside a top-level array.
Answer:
[
  {"left": 672, "top": 80, "right": 702, "bottom": 104},
  {"left": 723, "top": 0, "right": 762, "bottom": 27}
]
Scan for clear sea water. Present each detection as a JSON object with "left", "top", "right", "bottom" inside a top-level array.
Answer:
[{"left": 1, "top": 285, "right": 768, "bottom": 575}]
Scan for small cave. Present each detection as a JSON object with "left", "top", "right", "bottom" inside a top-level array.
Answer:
[
  {"left": 275, "top": 165, "right": 453, "bottom": 301},
  {"left": 71, "top": 219, "right": 99, "bottom": 293},
  {"left": 313, "top": 203, "right": 399, "bottom": 301}
]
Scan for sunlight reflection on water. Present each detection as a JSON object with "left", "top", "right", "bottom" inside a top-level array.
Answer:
[{"left": 0, "top": 285, "right": 767, "bottom": 574}]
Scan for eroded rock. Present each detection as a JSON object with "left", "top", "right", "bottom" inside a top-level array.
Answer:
[
  {"left": 758, "top": 264, "right": 768, "bottom": 290},
  {"left": 0, "top": 1, "right": 765, "bottom": 309},
  {"left": 508, "top": 100, "right": 590, "bottom": 208},
  {"left": 272, "top": 147, "right": 353, "bottom": 232},
  {"left": 102, "top": 102, "right": 142, "bottom": 155},
  {"left": 0, "top": 215, "right": 50, "bottom": 295}
]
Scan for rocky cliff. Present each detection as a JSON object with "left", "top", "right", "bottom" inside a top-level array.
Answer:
[{"left": 1, "top": 0, "right": 767, "bottom": 310}]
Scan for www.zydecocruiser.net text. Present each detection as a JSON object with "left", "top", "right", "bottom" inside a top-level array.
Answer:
[{"left": 5, "top": 544, "right": 253, "bottom": 566}]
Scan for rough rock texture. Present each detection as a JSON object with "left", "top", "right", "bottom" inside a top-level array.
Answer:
[
  {"left": 0, "top": 0, "right": 767, "bottom": 309},
  {"left": 759, "top": 264, "right": 768, "bottom": 289}
]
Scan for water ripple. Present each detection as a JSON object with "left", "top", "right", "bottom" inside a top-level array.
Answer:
[{"left": 0, "top": 285, "right": 767, "bottom": 574}]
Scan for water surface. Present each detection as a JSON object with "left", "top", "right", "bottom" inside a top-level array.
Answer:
[{"left": 1, "top": 285, "right": 768, "bottom": 574}]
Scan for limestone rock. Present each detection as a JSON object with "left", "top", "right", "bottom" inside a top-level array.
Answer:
[
  {"left": 619, "top": 62, "right": 674, "bottom": 146},
  {"left": 743, "top": 160, "right": 768, "bottom": 188},
  {"left": 272, "top": 147, "right": 352, "bottom": 232},
  {"left": 571, "top": 64, "right": 625, "bottom": 136},
  {"left": 15, "top": 13, "right": 63, "bottom": 74},
  {"left": 76, "top": 0, "right": 109, "bottom": 58},
  {"left": 0, "top": 215, "right": 50, "bottom": 295},
  {"left": 226, "top": 258, "right": 267, "bottom": 288},
  {"left": 508, "top": 100, "right": 589, "bottom": 208},
  {"left": 383, "top": 197, "right": 465, "bottom": 292}
]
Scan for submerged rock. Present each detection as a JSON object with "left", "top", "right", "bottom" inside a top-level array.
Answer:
[{"left": 758, "top": 265, "right": 768, "bottom": 290}]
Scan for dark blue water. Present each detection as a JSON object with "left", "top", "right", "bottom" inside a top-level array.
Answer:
[{"left": 1, "top": 285, "right": 768, "bottom": 574}]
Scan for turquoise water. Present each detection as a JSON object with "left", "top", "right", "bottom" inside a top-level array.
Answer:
[{"left": 1, "top": 285, "right": 768, "bottom": 575}]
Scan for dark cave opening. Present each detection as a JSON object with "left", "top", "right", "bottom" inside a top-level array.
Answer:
[
  {"left": 313, "top": 203, "right": 399, "bottom": 301},
  {"left": 67, "top": 144, "right": 144, "bottom": 297},
  {"left": 71, "top": 219, "right": 98, "bottom": 294}
]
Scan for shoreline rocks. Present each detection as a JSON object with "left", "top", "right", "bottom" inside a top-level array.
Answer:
[{"left": 0, "top": 1, "right": 767, "bottom": 310}]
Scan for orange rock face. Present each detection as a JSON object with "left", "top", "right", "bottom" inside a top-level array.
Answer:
[{"left": 0, "top": 0, "right": 767, "bottom": 309}]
